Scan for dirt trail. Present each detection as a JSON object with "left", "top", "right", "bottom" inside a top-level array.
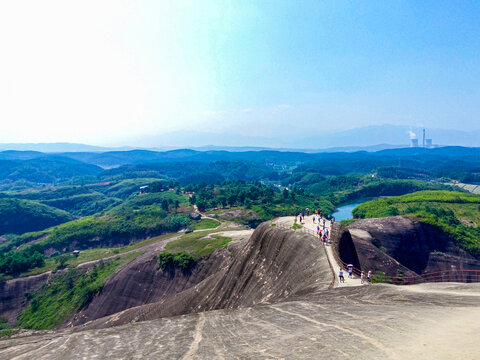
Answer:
[{"left": 77, "top": 235, "right": 179, "bottom": 269}]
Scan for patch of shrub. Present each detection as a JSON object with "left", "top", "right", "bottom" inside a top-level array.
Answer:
[
  {"left": 158, "top": 251, "right": 197, "bottom": 272},
  {"left": 17, "top": 253, "right": 139, "bottom": 330},
  {"left": 371, "top": 270, "right": 393, "bottom": 284},
  {"left": 0, "top": 245, "right": 45, "bottom": 276},
  {"left": 0, "top": 316, "right": 10, "bottom": 331}
]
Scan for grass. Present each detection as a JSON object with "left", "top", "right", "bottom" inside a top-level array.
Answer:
[
  {"left": 192, "top": 218, "right": 220, "bottom": 230},
  {"left": 14, "top": 233, "right": 178, "bottom": 278},
  {"left": 65, "top": 233, "right": 177, "bottom": 266},
  {"left": 291, "top": 216, "right": 302, "bottom": 230},
  {"left": 371, "top": 270, "right": 393, "bottom": 284},
  {"left": 121, "top": 233, "right": 179, "bottom": 251},
  {"left": 8, "top": 214, "right": 228, "bottom": 280},
  {"left": 17, "top": 251, "right": 142, "bottom": 330},
  {"left": 340, "top": 219, "right": 358, "bottom": 226},
  {"left": 165, "top": 230, "right": 233, "bottom": 258},
  {"left": 9, "top": 192, "right": 190, "bottom": 258},
  {"left": 0, "top": 329, "right": 19, "bottom": 338},
  {"left": 15, "top": 259, "right": 58, "bottom": 278}
]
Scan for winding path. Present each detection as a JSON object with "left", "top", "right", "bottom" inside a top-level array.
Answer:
[{"left": 274, "top": 214, "right": 364, "bottom": 287}]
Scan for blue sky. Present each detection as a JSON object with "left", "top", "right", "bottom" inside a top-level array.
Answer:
[{"left": 0, "top": 1, "right": 479, "bottom": 145}]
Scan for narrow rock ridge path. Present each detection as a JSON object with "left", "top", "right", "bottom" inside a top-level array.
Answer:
[{"left": 274, "top": 215, "right": 363, "bottom": 287}]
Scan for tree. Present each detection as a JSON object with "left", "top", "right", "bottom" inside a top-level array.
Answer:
[
  {"left": 55, "top": 254, "right": 70, "bottom": 269},
  {"left": 161, "top": 200, "right": 169, "bottom": 211},
  {"left": 218, "top": 196, "right": 227, "bottom": 208}
]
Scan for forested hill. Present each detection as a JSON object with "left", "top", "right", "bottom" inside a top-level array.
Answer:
[
  {"left": 0, "top": 156, "right": 102, "bottom": 184},
  {"left": 0, "top": 146, "right": 479, "bottom": 189},
  {"left": 0, "top": 198, "right": 73, "bottom": 235},
  {"left": 2, "top": 146, "right": 480, "bottom": 167}
]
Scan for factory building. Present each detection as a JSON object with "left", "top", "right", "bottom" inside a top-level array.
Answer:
[{"left": 409, "top": 129, "right": 435, "bottom": 148}]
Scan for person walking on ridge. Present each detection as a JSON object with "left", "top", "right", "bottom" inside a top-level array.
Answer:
[
  {"left": 361, "top": 271, "right": 365, "bottom": 284},
  {"left": 339, "top": 268, "right": 345, "bottom": 283},
  {"left": 347, "top": 264, "right": 353, "bottom": 278}
]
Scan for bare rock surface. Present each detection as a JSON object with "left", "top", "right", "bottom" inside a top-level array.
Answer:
[
  {"left": 0, "top": 272, "right": 51, "bottom": 326},
  {"left": 80, "top": 222, "right": 333, "bottom": 329},
  {"left": 2, "top": 222, "right": 480, "bottom": 359},
  {"left": 1, "top": 283, "right": 479, "bottom": 360},
  {"left": 69, "top": 239, "right": 232, "bottom": 327}
]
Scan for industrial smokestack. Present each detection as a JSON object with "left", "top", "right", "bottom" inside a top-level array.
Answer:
[{"left": 423, "top": 129, "right": 426, "bottom": 148}]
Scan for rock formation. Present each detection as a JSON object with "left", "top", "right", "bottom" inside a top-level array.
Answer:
[
  {"left": 347, "top": 216, "right": 480, "bottom": 278},
  {"left": 81, "top": 223, "right": 332, "bottom": 329},
  {"left": 0, "top": 272, "right": 50, "bottom": 326}
]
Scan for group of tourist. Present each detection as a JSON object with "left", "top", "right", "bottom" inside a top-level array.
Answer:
[
  {"left": 299, "top": 209, "right": 372, "bottom": 286},
  {"left": 338, "top": 266, "right": 372, "bottom": 285}
]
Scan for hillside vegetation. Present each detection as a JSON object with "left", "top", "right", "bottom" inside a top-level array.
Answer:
[
  {"left": 187, "top": 181, "right": 334, "bottom": 227},
  {"left": 0, "top": 178, "right": 458, "bottom": 279},
  {"left": 17, "top": 252, "right": 141, "bottom": 330},
  {"left": 1, "top": 148, "right": 480, "bottom": 334},
  {"left": 0, "top": 190, "right": 190, "bottom": 278},
  {"left": 304, "top": 177, "right": 457, "bottom": 205},
  {"left": 4, "top": 186, "right": 120, "bottom": 216},
  {"left": 0, "top": 198, "right": 72, "bottom": 235},
  {"left": 353, "top": 191, "right": 480, "bottom": 256},
  {"left": 0, "top": 156, "right": 101, "bottom": 185},
  {"left": 29, "top": 191, "right": 189, "bottom": 251}
]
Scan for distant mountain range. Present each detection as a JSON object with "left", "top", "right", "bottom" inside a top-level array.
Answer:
[
  {"left": 137, "top": 124, "right": 480, "bottom": 149},
  {"left": 1, "top": 125, "right": 479, "bottom": 153},
  {"left": 1, "top": 146, "right": 480, "bottom": 187},
  {"left": 1, "top": 145, "right": 480, "bottom": 170},
  {"left": 0, "top": 143, "right": 132, "bottom": 153}
]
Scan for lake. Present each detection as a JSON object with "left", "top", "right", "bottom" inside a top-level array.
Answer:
[{"left": 331, "top": 202, "right": 362, "bottom": 221}]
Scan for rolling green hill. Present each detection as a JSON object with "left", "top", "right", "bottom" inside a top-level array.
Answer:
[
  {"left": 0, "top": 186, "right": 120, "bottom": 217},
  {"left": 0, "top": 198, "right": 73, "bottom": 235},
  {"left": 0, "top": 156, "right": 102, "bottom": 185}
]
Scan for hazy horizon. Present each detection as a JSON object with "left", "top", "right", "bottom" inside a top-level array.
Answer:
[
  {"left": 1, "top": 1, "right": 479, "bottom": 146},
  {"left": 1, "top": 123, "right": 480, "bottom": 152}
]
